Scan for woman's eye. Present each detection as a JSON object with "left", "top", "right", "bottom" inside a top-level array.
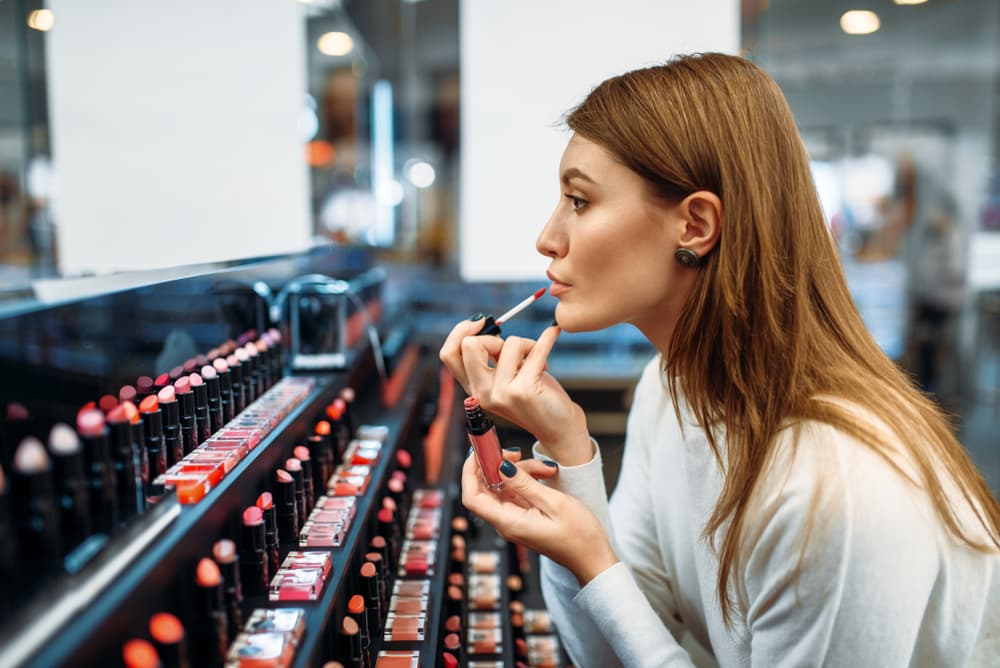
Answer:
[{"left": 565, "top": 194, "right": 588, "bottom": 211}]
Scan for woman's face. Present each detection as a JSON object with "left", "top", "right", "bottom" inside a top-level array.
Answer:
[{"left": 536, "top": 134, "right": 690, "bottom": 337}]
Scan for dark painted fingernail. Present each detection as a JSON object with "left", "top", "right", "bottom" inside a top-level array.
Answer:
[
  {"left": 467, "top": 312, "right": 485, "bottom": 321},
  {"left": 551, "top": 319, "right": 559, "bottom": 327},
  {"left": 467, "top": 447, "right": 473, "bottom": 458},
  {"left": 503, "top": 446, "right": 522, "bottom": 453},
  {"left": 542, "top": 459, "right": 559, "bottom": 468},
  {"left": 499, "top": 460, "right": 517, "bottom": 478}
]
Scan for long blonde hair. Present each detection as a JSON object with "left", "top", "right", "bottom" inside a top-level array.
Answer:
[{"left": 566, "top": 53, "right": 1000, "bottom": 624}]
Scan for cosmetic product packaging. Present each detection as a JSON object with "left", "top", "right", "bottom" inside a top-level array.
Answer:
[{"left": 463, "top": 397, "right": 504, "bottom": 492}]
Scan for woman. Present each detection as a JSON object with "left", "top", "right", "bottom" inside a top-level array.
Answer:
[{"left": 440, "top": 53, "right": 1000, "bottom": 666}]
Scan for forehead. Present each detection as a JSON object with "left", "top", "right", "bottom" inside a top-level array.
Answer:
[{"left": 560, "top": 134, "right": 615, "bottom": 171}]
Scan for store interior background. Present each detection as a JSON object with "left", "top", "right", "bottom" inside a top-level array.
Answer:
[{"left": 0, "top": 0, "right": 998, "bottom": 496}]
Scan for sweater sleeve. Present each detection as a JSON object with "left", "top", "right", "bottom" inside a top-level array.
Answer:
[{"left": 534, "top": 360, "right": 693, "bottom": 667}]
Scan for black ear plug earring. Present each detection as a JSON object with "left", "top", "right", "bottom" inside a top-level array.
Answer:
[{"left": 674, "top": 247, "right": 701, "bottom": 268}]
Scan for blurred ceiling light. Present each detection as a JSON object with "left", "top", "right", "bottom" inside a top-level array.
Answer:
[
  {"left": 840, "top": 10, "right": 880, "bottom": 35},
  {"left": 893, "top": 0, "right": 927, "bottom": 4},
  {"left": 317, "top": 32, "right": 354, "bottom": 57},
  {"left": 406, "top": 160, "right": 436, "bottom": 189},
  {"left": 27, "top": 9, "right": 55, "bottom": 32}
]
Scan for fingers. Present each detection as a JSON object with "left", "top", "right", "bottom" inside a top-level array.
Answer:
[
  {"left": 519, "top": 325, "right": 560, "bottom": 379},
  {"left": 501, "top": 447, "right": 523, "bottom": 464},
  {"left": 439, "top": 317, "right": 490, "bottom": 391},
  {"left": 497, "top": 459, "right": 562, "bottom": 516},
  {"left": 462, "top": 335, "right": 504, "bottom": 396},
  {"left": 515, "top": 458, "right": 560, "bottom": 481},
  {"left": 493, "top": 336, "right": 534, "bottom": 386}
]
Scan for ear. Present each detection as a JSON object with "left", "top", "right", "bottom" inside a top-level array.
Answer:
[{"left": 677, "top": 190, "right": 722, "bottom": 257}]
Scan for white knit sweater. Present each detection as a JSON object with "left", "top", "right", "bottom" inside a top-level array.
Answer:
[{"left": 536, "top": 357, "right": 1000, "bottom": 667}]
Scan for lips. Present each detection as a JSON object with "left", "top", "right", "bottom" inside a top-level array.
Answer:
[{"left": 546, "top": 270, "right": 571, "bottom": 297}]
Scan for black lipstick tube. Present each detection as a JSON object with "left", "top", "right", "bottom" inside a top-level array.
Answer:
[
  {"left": 244, "top": 352, "right": 259, "bottom": 404},
  {"left": 306, "top": 436, "right": 330, "bottom": 499},
  {"left": 160, "top": 398, "right": 183, "bottom": 467},
  {"left": 11, "top": 447, "right": 62, "bottom": 579},
  {"left": 286, "top": 463, "right": 307, "bottom": 528},
  {"left": 176, "top": 387, "right": 199, "bottom": 454},
  {"left": 215, "top": 365, "right": 234, "bottom": 423},
  {"left": 51, "top": 442, "right": 91, "bottom": 555},
  {"left": 240, "top": 515, "right": 269, "bottom": 596},
  {"left": 86, "top": 420, "right": 124, "bottom": 529},
  {"left": 192, "top": 382, "right": 212, "bottom": 443},
  {"left": 228, "top": 359, "right": 246, "bottom": 415},
  {"left": 257, "top": 497, "right": 280, "bottom": 577},
  {"left": 274, "top": 471, "right": 299, "bottom": 546},
  {"left": 204, "top": 373, "right": 224, "bottom": 433},
  {"left": 141, "top": 406, "right": 167, "bottom": 485}
]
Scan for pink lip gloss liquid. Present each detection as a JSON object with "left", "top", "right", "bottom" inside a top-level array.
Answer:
[{"left": 463, "top": 397, "right": 505, "bottom": 492}]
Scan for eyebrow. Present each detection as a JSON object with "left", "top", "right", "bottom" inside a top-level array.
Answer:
[{"left": 560, "top": 167, "right": 597, "bottom": 186}]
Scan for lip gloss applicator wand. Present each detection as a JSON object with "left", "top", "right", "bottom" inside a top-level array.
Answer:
[{"left": 475, "top": 287, "right": 546, "bottom": 336}]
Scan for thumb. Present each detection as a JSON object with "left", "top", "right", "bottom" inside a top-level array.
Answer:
[{"left": 498, "top": 459, "right": 560, "bottom": 515}]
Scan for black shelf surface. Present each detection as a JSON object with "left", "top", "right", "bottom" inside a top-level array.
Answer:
[{"left": 10, "top": 375, "right": 346, "bottom": 668}]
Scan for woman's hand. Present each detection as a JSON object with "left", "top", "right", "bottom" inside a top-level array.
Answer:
[
  {"left": 439, "top": 318, "right": 591, "bottom": 464},
  {"left": 462, "top": 450, "right": 619, "bottom": 587}
]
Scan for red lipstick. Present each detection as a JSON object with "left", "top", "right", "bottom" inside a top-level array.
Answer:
[
  {"left": 463, "top": 396, "right": 504, "bottom": 491},
  {"left": 476, "top": 287, "right": 547, "bottom": 336}
]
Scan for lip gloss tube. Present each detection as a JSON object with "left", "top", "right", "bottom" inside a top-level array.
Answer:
[
  {"left": 11, "top": 437, "right": 62, "bottom": 580},
  {"left": 158, "top": 385, "right": 183, "bottom": 467},
  {"left": 225, "top": 353, "right": 246, "bottom": 415},
  {"left": 174, "top": 377, "right": 199, "bottom": 455},
  {"left": 47, "top": 424, "right": 91, "bottom": 555},
  {"left": 285, "top": 457, "right": 307, "bottom": 525},
  {"left": 274, "top": 469, "right": 299, "bottom": 546},
  {"left": 200, "top": 365, "right": 224, "bottom": 433},
  {"left": 464, "top": 396, "right": 504, "bottom": 492},
  {"left": 293, "top": 446, "right": 315, "bottom": 514},
  {"left": 212, "top": 538, "right": 243, "bottom": 640},
  {"left": 240, "top": 506, "right": 269, "bottom": 596},
  {"left": 256, "top": 492, "right": 280, "bottom": 577},
  {"left": 212, "top": 358, "right": 235, "bottom": 423},
  {"left": 192, "top": 558, "right": 228, "bottom": 665},
  {"left": 189, "top": 373, "right": 212, "bottom": 444},
  {"left": 139, "top": 395, "right": 167, "bottom": 484},
  {"left": 79, "top": 407, "right": 124, "bottom": 529}
]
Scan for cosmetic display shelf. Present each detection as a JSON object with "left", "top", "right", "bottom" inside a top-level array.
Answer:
[
  {"left": 290, "top": 365, "right": 428, "bottom": 667},
  {"left": 8, "top": 374, "right": 342, "bottom": 668}
]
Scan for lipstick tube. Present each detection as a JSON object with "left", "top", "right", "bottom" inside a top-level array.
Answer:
[
  {"left": 149, "top": 612, "right": 189, "bottom": 668},
  {"left": 365, "top": 550, "right": 388, "bottom": 613},
  {"left": 325, "top": 400, "right": 350, "bottom": 460},
  {"left": 274, "top": 469, "right": 299, "bottom": 546},
  {"left": 285, "top": 458, "right": 307, "bottom": 527},
  {"left": 189, "top": 374, "right": 211, "bottom": 444},
  {"left": 2, "top": 402, "right": 32, "bottom": 472},
  {"left": 347, "top": 594, "right": 372, "bottom": 668},
  {"left": 48, "top": 424, "right": 91, "bottom": 555},
  {"left": 377, "top": 506, "right": 400, "bottom": 568},
  {"left": 80, "top": 408, "right": 124, "bottom": 529},
  {"left": 339, "top": 387, "right": 357, "bottom": 437},
  {"left": 154, "top": 372, "right": 171, "bottom": 394},
  {"left": 212, "top": 358, "right": 235, "bottom": 423},
  {"left": 226, "top": 354, "right": 246, "bottom": 415},
  {"left": 158, "top": 386, "right": 183, "bottom": 467},
  {"left": 11, "top": 437, "right": 62, "bottom": 581},
  {"left": 268, "top": 328, "right": 284, "bottom": 379},
  {"left": 212, "top": 539, "right": 243, "bottom": 640},
  {"left": 200, "top": 365, "right": 224, "bottom": 433},
  {"left": 174, "top": 377, "right": 199, "bottom": 455},
  {"left": 464, "top": 396, "right": 505, "bottom": 492},
  {"left": 360, "top": 561, "right": 382, "bottom": 627},
  {"left": 255, "top": 492, "right": 280, "bottom": 577},
  {"left": 139, "top": 396, "right": 167, "bottom": 485},
  {"left": 0, "top": 464, "right": 17, "bottom": 618},
  {"left": 293, "top": 446, "right": 315, "bottom": 515},
  {"left": 136, "top": 376, "right": 155, "bottom": 406},
  {"left": 126, "top": 403, "right": 151, "bottom": 503},
  {"left": 254, "top": 339, "right": 272, "bottom": 392},
  {"left": 241, "top": 345, "right": 259, "bottom": 404},
  {"left": 191, "top": 558, "right": 228, "bottom": 665},
  {"left": 240, "top": 506, "right": 269, "bottom": 596},
  {"left": 306, "top": 435, "right": 331, "bottom": 499}
]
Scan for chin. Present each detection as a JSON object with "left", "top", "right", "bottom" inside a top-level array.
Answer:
[{"left": 554, "top": 303, "right": 617, "bottom": 333}]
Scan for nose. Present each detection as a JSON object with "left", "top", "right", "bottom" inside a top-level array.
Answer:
[{"left": 536, "top": 206, "right": 566, "bottom": 259}]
